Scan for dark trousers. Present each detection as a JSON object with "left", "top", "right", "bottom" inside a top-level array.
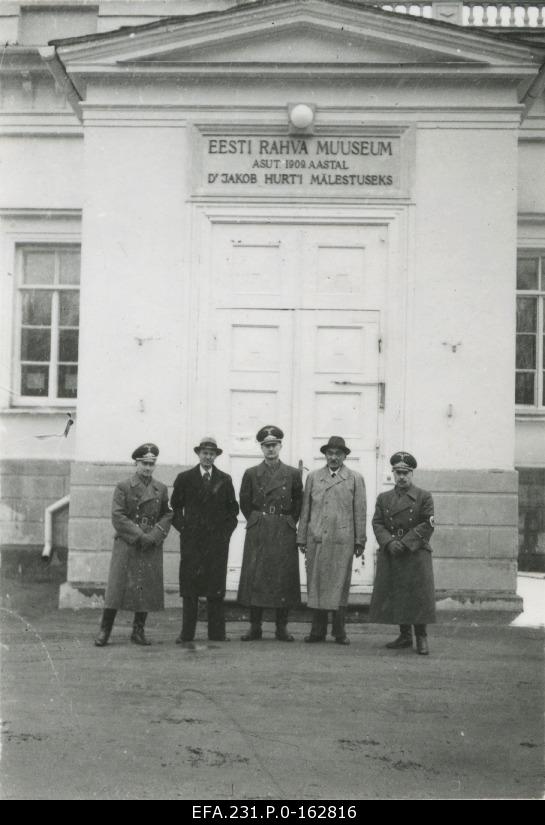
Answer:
[
  {"left": 310, "top": 607, "right": 347, "bottom": 640},
  {"left": 248, "top": 605, "right": 290, "bottom": 630},
  {"left": 182, "top": 595, "right": 226, "bottom": 641},
  {"left": 100, "top": 608, "right": 147, "bottom": 630},
  {"left": 400, "top": 623, "right": 427, "bottom": 638}
]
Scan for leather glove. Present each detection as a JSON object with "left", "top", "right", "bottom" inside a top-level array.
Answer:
[
  {"left": 140, "top": 533, "right": 155, "bottom": 550},
  {"left": 354, "top": 543, "right": 365, "bottom": 559},
  {"left": 388, "top": 539, "right": 404, "bottom": 556}
]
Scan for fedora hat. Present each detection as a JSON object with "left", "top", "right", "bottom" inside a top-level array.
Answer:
[
  {"left": 320, "top": 436, "right": 351, "bottom": 455},
  {"left": 194, "top": 437, "right": 223, "bottom": 456}
]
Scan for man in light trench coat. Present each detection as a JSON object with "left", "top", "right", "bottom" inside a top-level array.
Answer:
[
  {"left": 297, "top": 436, "right": 366, "bottom": 645},
  {"left": 94, "top": 443, "right": 172, "bottom": 647}
]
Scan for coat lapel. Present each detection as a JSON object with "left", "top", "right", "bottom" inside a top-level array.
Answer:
[
  {"left": 389, "top": 486, "right": 416, "bottom": 515},
  {"left": 321, "top": 464, "right": 348, "bottom": 490},
  {"left": 263, "top": 461, "right": 288, "bottom": 494}
]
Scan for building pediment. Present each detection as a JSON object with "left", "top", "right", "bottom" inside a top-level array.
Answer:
[{"left": 48, "top": 0, "right": 543, "bottom": 70}]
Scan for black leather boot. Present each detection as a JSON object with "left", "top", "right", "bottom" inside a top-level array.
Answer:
[
  {"left": 131, "top": 612, "right": 152, "bottom": 646},
  {"left": 241, "top": 606, "right": 263, "bottom": 641},
  {"left": 94, "top": 608, "right": 116, "bottom": 647},
  {"left": 275, "top": 607, "right": 294, "bottom": 641},
  {"left": 385, "top": 624, "right": 413, "bottom": 649},
  {"left": 415, "top": 625, "right": 429, "bottom": 655}
]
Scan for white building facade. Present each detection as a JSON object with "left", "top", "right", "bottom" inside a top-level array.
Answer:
[{"left": 1, "top": 0, "right": 545, "bottom": 608}]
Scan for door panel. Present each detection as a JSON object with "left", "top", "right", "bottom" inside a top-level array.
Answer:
[{"left": 202, "top": 220, "right": 384, "bottom": 595}]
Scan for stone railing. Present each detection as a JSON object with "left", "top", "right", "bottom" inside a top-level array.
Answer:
[{"left": 369, "top": 2, "right": 545, "bottom": 26}]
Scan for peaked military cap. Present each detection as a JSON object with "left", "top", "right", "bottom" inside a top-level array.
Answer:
[
  {"left": 132, "top": 443, "right": 159, "bottom": 461},
  {"left": 390, "top": 451, "right": 417, "bottom": 470},
  {"left": 194, "top": 436, "right": 223, "bottom": 456},
  {"left": 320, "top": 435, "right": 351, "bottom": 455},
  {"left": 256, "top": 425, "right": 284, "bottom": 444}
]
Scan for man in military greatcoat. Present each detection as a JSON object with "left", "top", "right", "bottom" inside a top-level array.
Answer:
[
  {"left": 297, "top": 436, "right": 366, "bottom": 645},
  {"left": 170, "top": 437, "right": 239, "bottom": 643},
  {"left": 369, "top": 451, "right": 436, "bottom": 655},
  {"left": 237, "top": 426, "right": 303, "bottom": 642},
  {"left": 94, "top": 443, "right": 172, "bottom": 647}
]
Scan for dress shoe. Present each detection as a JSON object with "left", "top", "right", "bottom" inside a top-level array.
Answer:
[
  {"left": 416, "top": 636, "right": 429, "bottom": 655},
  {"left": 175, "top": 635, "right": 193, "bottom": 644},
  {"left": 240, "top": 628, "right": 262, "bottom": 641},
  {"left": 334, "top": 636, "right": 350, "bottom": 646},
  {"left": 275, "top": 630, "right": 294, "bottom": 642},
  {"left": 304, "top": 635, "right": 326, "bottom": 643},
  {"left": 94, "top": 630, "right": 110, "bottom": 647},
  {"left": 209, "top": 636, "right": 230, "bottom": 642},
  {"left": 385, "top": 634, "right": 413, "bottom": 649},
  {"left": 130, "top": 627, "right": 152, "bottom": 646}
]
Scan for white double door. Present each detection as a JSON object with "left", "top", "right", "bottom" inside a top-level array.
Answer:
[{"left": 196, "top": 219, "right": 386, "bottom": 594}]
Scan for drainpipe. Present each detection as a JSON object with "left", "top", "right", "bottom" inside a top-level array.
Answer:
[{"left": 42, "top": 495, "right": 70, "bottom": 560}]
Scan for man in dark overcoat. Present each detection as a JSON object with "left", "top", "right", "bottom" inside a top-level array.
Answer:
[
  {"left": 237, "top": 425, "right": 303, "bottom": 642},
  {"left": 94, "top": 443, "right": 172, "bottom": 647},
  {"left": 170, "top": 437, "right": 239, "bottom": 643},
  {"left": 369, "top": 451, "right": 436, "bottom": 655}
]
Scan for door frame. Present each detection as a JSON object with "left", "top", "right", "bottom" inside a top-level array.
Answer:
[{"left": 186, "top": 202, "right": 413, "bottom": 595}]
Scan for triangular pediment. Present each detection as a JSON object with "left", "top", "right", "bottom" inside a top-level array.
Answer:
[{"left": 50, "top": 0, "right": 543, "bottom": 71}]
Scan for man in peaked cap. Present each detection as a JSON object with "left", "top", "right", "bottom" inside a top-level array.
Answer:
[
  {"left": 297, "top": 436, "right": 366, "bottom": 645},
  {"left": 237, "top": 425, "right": 303, "bottom": 641},
  {"left": 369, "top": 451, "right": 436, "bottom": 655},
  {"left": 94, "top": 443, "right": 172, "bottom": 647},
  {"left": 170, "top": 437, "right": 239, "bottom": 643}
]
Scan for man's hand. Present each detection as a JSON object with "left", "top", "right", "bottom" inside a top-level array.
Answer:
[
  {"left": 297, "top": 543, "right": 306, "bottom": 555},
  {"left": 354, "top": 543, "right": 365, "bottom": 559},
  {"left": 388, "top": 539, "right": 404, "bottom": 556},
  {"left": 140, "top": 533, "right": 155, "bottom": 550}
]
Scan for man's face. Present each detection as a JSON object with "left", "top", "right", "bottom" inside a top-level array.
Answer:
[
  {"left": 198, "top": 448, "right": 217, "bottom": 469},
  {"left": 393, "top": 468, "right": 412, "bottom": 489},
  {"left": 261, "top": 441, "right": 282, "bottom": 461},
  {"left": 135, "top": 459, "right": 156, "bottom": 479},
  {"left": 325, "top": 448, "right": 345, "bottom": 470}
]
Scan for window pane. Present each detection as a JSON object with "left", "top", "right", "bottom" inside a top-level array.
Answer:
[
  {"left": 516, "top": 335, "right": 536, "bottom": 369},
  {"left": 517, "top": 257, "right": 539, "bottom": 290},
  {"left": 21, "top": 328, "right": 50, "bottom": 361},
  {"left": 516, "top": 297, "right": 537, "bottom": 332},
  {"left": 515, "top": 372, "right": 535, "bottom": 405},
  {"left": 23, "top": 250, "right": 55, "bottom": 284},
  {"left": 21, "top": 364, "right": 49, "bottom": 396},
  {"left": 59, "top": 250, "right": 81, "bottom": 285},
  {"left": 57, "top": 365, "right": 77, "bottom": 398},
  {"left": 21, "top": 290, "right": 52, "bottom": 325},
  {"left": 59, "top": 291, "right": 79, "bottom": 326},
  {"left": 58, "top": 329, "right": 79, "bottom": 362}
]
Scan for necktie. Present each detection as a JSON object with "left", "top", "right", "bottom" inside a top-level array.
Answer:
[
  {"left": 203, "top": 471, "right": 211, "bottom": 484},
  {"left": 331, "top": 472, "right": 336, "bottom": 478}
]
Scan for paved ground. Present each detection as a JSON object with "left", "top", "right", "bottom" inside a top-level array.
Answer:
[{"left": 1, "top": 579, "right": 543, "bottom": 800}]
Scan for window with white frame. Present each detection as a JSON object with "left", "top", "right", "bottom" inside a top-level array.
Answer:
[
  {"left": 516, "top": 251, "right": 545, "bottom": 409},
  {"left": 16, "top": 245, "right": 80, "bottom": 403}
]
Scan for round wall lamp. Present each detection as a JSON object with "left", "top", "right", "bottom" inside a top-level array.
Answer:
[{"left": 287, "top": 103, "right": 316, "bottom": 133}]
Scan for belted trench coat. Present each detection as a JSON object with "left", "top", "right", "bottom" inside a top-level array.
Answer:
[
  {"left": 369, "top": 484, "right": 436, "bottom": 624},
  {"left": 297, "top": 465, "right": 367, "bottom": 610},
  {"left": 237, "top": 461, "right": 303, "bottom": 608},
  {"left": 104, "top": 474, "right": 172, "bottom": 612}
]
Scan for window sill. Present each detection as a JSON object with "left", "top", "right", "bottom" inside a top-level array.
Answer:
[
  {"left": 516, "top": 409, "right": 545, "bottom": 421},
  {"left": 0, "top": 406, "right": 77, "bottom": 415}
]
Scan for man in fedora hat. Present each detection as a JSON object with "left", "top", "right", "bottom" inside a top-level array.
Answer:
[
  {"left": 94, "top": 443, "right": 172, "bottom": 647},
  {"left": 170, "top": 437, "right": 239, "bottom": 643},
  {"left": 369, "top": 451, "right": 436, "bottom": 655},
  {"left": 297, "top": 436, "right": 366, "bottom": 645},
  {"left": 237, "top": 426, "right": 303, "bottom": 642}
]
